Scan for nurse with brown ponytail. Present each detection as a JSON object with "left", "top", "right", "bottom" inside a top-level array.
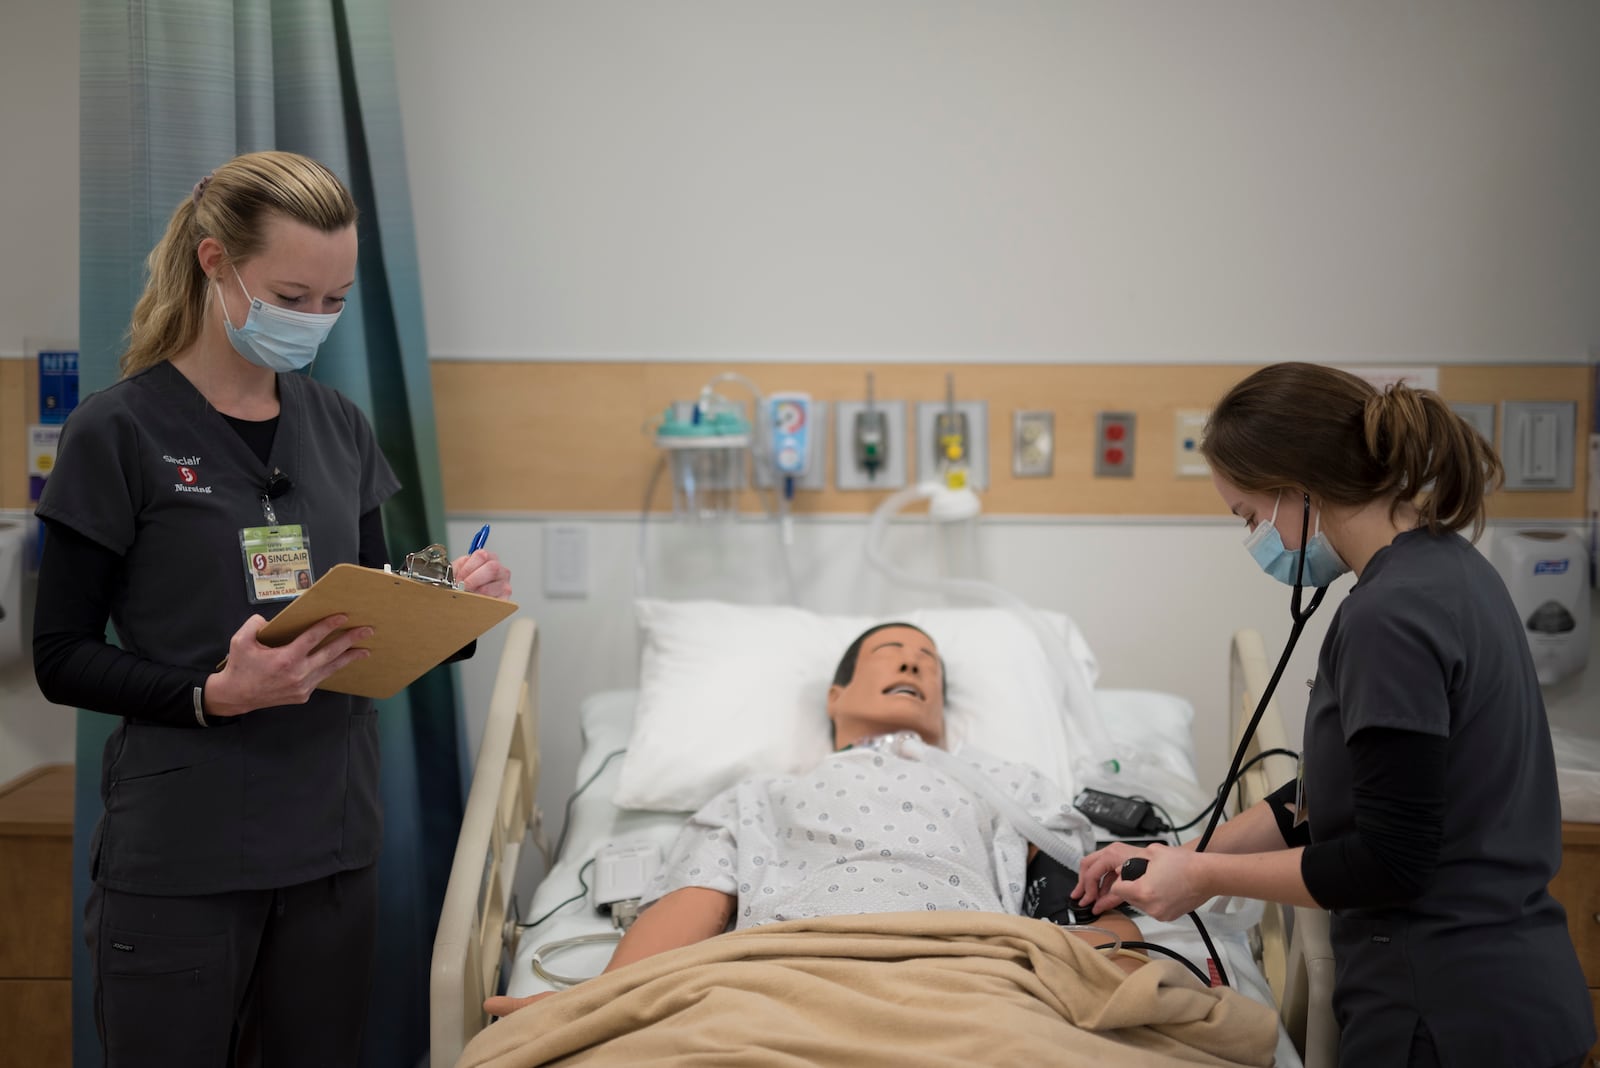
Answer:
[{"left": 1074, "top": 363, "right": 1593, "bottom": 1068}]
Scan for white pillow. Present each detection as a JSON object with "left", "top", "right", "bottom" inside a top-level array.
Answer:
[{"left": 612, "top": 599, "right": 1100, "bottom": 812}]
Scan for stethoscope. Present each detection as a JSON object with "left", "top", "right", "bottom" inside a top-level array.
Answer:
[{"left": 1111, "top": 493, "right": 1328, "bottom": 986}]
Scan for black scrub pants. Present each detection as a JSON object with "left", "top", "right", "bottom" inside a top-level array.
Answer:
[{"left": 84, "top": 864, "right": 378, "bottom": 1068}]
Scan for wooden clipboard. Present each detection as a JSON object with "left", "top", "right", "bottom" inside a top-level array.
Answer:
[{"left": 255, "top": 563, "right": 519, "bottom": 699}]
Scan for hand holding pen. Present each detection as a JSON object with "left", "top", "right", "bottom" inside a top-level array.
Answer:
[{"left": 453, "top": 523, "right": 513, "bottom": 600}]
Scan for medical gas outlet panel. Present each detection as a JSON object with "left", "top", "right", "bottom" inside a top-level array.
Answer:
[
  {"left": 915, "top": 401, "right": 989, "bottom": 490},
  {"left": 836, "top": 399, "right": 909, "bottom": 491}
]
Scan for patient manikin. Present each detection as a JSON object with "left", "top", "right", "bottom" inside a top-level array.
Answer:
[{"left": 486, "top": 623, "right": 1145, "bottom": 1018}]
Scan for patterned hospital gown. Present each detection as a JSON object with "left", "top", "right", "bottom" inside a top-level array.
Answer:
[{"left": 643, "top": 746, "right": 1091, "bottom": 928}]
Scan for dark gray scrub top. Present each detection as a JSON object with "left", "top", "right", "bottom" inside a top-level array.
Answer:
[
  {"left": 1303, "top": 529, "right": 1593, "bottom": 1068},
  {"left": 36, "top": 361, "right": 401, "bottom": 896}
]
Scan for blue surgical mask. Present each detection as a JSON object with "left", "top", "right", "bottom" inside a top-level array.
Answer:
[
  {"left": 218, "top": 268, "right": 341, "bottom": 373},
  {"left": 1243, "top": 492, "right": 1350, "bottom": 588}
]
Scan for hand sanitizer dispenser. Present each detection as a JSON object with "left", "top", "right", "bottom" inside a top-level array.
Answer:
[{"left": 1491, "top": 529, "right": 1590, "bottom": 685}]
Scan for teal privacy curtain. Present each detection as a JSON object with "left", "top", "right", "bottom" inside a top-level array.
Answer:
[{"left": 79, "top": 3, "right": 461, "bottom": 1065}]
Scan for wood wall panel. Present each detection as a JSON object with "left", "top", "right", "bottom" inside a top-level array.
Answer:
[
  {"left": 0, "top": 358, "right": 36, "bottom": 511},
  {"left": 432, "top": 361, "right": 1592, "bottom": 517}
]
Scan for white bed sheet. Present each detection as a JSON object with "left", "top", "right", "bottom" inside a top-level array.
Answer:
[{"left": 507, "top": 689, "right": 1302, "bottom": 1068}]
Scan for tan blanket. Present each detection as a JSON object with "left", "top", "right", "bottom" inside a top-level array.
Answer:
[{"left": 458, "top": 912, "right": 1278, "bottom": 1068}]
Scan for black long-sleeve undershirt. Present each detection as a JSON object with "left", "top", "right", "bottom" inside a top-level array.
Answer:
[
  {"left": 1265, "top": 727, "right": 1447, "bottom": 910},
  {"left": 35, "top": 403, "right": 480, "bottom": 725},
  {"left": 33, "top": 507, "right": 393, "bottom": 727}
]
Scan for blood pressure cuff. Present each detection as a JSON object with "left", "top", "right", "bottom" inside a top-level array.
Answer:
[
  {"left": 1266, "top": 777, "right": 1312, "bottom": 848},
  {"left": 1022, "top": 851, "right": 1136, "bottom": 926}
]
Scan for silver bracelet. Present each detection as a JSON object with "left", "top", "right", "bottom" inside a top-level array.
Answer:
[{"left": 193, "top": 685, "right": 208, "bottom": 727}]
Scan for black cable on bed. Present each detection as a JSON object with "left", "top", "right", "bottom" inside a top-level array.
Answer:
[
  {"left": 551, "top": 748, "right": 628, "bottom": 863},
  {"left": 516, "top": 857, "right": 598, "bottom": 932}
]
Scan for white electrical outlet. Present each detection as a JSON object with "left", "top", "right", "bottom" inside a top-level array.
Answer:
[{"left": 1012, "top": 411, "right": 1053, "bottom": 478}]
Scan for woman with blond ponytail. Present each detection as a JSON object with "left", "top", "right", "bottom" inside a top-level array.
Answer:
[
  {"left": 1075, "top": 363, "right": 1593, "bottom": 1067},
  {"left": 32, "top": 151, "right": 513, "bottom": 1065}
]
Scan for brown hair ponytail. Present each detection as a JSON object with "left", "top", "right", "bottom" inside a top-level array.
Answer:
[{"left": 1363, "top": 383, "right": 1503, "bottom": 538}]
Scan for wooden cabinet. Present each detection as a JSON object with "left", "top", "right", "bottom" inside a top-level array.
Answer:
[
  {"left": 1552, "top": 821, "right": 1600, "bottom": 1068},
  {"left": 0, "top": 764, "right": 74, "bottom": 1068}
]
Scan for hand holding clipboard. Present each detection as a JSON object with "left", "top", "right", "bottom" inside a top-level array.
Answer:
[
  {"left": 253, "top": 544, "right": 518, "bottom": 699},
  {"left": 208, "top": 540, "right": 517, "bottom": 712}
]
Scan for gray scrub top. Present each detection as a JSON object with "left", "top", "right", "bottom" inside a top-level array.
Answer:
[
  {"left": 1303, "top": 528, "right": 1593, "bottom": 1068},
  {"left": 37, "top": 361, "right": 401, "bottom": 896}
]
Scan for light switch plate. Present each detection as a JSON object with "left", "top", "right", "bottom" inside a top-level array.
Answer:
[
  {"left": 544, "top": 523, "right": 589, "bottom": 598},
  {"left": 1502, "top": 401, "right": 1576, "bottom": 491}
]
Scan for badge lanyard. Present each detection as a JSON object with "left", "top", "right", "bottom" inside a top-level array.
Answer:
[{"left": 241, "top": 467, "right": 313, "bottom": 603}]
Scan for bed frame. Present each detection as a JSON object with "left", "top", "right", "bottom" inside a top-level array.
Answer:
[
  {"left": 431, "top": 618, "right": 543, "bottom": 1068},
  {"left": 1228, "top": 627, "right": 1338, "bottom": 1068}
]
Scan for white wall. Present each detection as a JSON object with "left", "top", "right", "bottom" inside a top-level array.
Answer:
[
  {"left": 392, "top": 1, "right": 1600, "bottom": 364},
  {"left": 0, "top": 0, "right": 79, "bottom": 360}
]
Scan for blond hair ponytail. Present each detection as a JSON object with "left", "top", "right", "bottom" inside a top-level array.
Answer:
[
  {"left": 120, "top": 151, "right": 358, "bottom": 377},
  {"left": 123, "top": 197, "right": 211, "bottom": 376}
]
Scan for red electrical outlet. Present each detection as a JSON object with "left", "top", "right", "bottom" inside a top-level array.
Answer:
[{"left": 1095, "top": 412, "right": 1136, "bottom": 478}]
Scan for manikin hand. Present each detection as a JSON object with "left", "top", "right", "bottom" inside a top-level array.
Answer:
[{"left": 484, "top": 991, "right": 556, "bottom": 1018}]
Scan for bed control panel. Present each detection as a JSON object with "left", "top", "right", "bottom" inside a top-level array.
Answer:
[{"left": 593, "top": 842, "right": 662, "bottom": 913}]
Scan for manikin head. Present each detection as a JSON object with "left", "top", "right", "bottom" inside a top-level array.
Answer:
[{"left": 827, "top": 623, "right": 947, "bottom": 751}]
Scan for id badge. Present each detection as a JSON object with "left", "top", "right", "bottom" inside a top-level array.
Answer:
[
  {"left": 241, "top": 525, "right": 315, "bottom": 603},
  {"left": 1292, "top": 753, "right": 1310, "bottom": 828}
]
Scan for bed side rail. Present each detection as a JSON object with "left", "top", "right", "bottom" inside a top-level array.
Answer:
[
  {"left": 1228, "top": 627, "right": 1336, "bottom": 1068},
  {"left": 430, "top": 617, "right": 541, "bottom": 1068}
]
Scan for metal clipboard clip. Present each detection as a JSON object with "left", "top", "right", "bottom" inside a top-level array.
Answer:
[{"left": 386, "top": 543, "right": 462, "bottom": 590}]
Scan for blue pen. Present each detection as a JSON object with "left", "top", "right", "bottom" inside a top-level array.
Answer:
[{"left": 469, "top": 523, "right": 491, "bottom": 554}]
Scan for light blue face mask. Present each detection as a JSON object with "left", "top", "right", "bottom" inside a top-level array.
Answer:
[
  {"left": 218, "top": 268, "right": 342, "bottom": 373},
  {"left": 1243, "top": 492, "right": 1350, "bottom": 588}
]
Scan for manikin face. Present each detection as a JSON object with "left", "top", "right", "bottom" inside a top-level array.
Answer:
[
  {"left": 827, "top": 626, "right": 946, "bottom": 747},
  {"left": 1210, "top": 471, "right": 1309, "bottom": 551}
]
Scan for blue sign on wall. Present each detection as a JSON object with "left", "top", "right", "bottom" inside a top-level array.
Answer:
[{"left": 39, "top": 349, "right": 79, "bottom": 424}]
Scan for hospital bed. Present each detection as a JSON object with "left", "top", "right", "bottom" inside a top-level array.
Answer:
[{"left": 431, "top": 613, "right": 1315, "bottom": 1067}]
